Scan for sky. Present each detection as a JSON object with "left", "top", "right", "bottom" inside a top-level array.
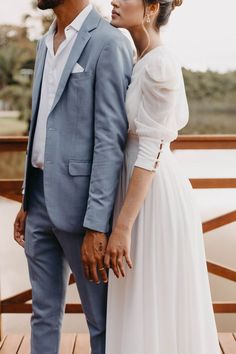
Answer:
[{"left": 0, "top": 0, "right": 235, "bottom": 72}]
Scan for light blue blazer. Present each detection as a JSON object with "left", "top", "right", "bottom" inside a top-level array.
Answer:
[{"left": 22, "top": 9, "right": 133, "bottom": 234}]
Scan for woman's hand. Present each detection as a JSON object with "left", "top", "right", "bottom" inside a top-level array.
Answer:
[{"left": 104, "top": 225, "right": 133, "bottom": 278}]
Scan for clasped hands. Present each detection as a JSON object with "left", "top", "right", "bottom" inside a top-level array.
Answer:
[
  {"left": 81, "top": 226, "right": 133, "bottom": 284},
  {"left": 13, "top": 206, "right": 133, "bottom": 284}
]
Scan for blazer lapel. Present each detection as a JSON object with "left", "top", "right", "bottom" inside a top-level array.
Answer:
[{"left": 50, "top": 9, "right": 101, "bottom": 114}]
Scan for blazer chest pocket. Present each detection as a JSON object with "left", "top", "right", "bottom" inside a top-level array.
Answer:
[
  {"left": 68, "top": 161, "right": 92, "bottom": 176},
  {"left": 70, "top": 71, "right": 93, "bottom": 81}
]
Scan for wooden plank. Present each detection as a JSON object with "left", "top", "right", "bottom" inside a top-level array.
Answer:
[
  {"left": 1, "top": 135, "right": 236, "bottom": 153},
  {"left": 0, "top": 180, "right": 23, "bottom": 202},
  {"left": 0, "top": 179, "right": 22, "bottom": 192},
  {"left": 1, "top": 290, "right": 32, "bottom": 305},
  {"left": 1, "top": 303, "right": 83, "bottom": 314},
  {"left": 171, "top": 135, "right": 236, "bottom": 150},
  {"left": 0, "top": 194, "right": 22, "bottom": 203},
  {"left": 74, "top": 333, "right": 90, "bottom": 354},
  {"left": 203, "top": 211, "right": 236, "bottom": 233},
  {"left": 65, "top": 304, "right": 83, "bottom": 314},
  {"left": 190, "top": 178, "right": 236, "bottom": 189},
  {"left": 17, "top": 335, "right": 30, "bottom": 354},
  {"left": 1, "top": 304, "right": 33, "bottom": 314},
  {"left": 60, "top": 333, "right": 76, "bottom": 354},
  {"left": 69, "top": 274, "right": 76, "bottom": 285},
  {"left": 213, "top": 302, "right": 236, "bottom": 313},
  {"left": 219, "top": 333, "right": 236, "bottom": 354},
  {"left": 0, "top": 334, "right": 23, "bottom": 354},
  {"left": 207, "top": 261, "right": 236, "bottom": 282},
  {"left": 0, "top": 137, "right": 27, "bottom": 152}
]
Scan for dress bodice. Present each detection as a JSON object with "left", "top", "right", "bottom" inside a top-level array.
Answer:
[{"left": 125, "top": 45, "right": 189, "bottom": 171}]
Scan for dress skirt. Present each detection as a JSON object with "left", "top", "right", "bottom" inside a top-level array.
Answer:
[{"left": 106, "top": 134, "right": 221, "bottom": 354}]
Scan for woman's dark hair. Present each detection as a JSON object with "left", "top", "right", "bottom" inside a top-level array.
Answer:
[{"left": 143, "top": 0, "right": 183, "bottom": 30}]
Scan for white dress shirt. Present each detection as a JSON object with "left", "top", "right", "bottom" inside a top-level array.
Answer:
[{"left": 31, "top": 4, "right": 92, "bottom": 169}]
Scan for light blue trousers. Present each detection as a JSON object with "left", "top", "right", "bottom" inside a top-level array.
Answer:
[{"left": 24, "top": 167, "right": 107, "bottom": 354}]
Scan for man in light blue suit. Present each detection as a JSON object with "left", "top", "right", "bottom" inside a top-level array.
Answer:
[{"left": 13, "top": 0, "right": 133, "bottom": 353}]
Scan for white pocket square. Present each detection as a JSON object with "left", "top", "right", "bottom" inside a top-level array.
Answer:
[{"left": 72, "top": 63, "right": 84, "bottom": 73}]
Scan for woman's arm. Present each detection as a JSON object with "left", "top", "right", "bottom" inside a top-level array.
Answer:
[
  {"left": 104, "top": 166, "right": 155, "bottom": 278},
  {"left": 104, "top": 54, "right": 187, "bottom": 279}
]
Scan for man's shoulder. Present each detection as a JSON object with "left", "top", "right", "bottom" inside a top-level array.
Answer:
[{"left": 95, "top": 17, "right": 130, "bottom": 48}]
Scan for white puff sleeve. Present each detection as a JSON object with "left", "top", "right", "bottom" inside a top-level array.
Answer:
[{"left": 134, "top": 53, "right": 189, "bottom": 171}]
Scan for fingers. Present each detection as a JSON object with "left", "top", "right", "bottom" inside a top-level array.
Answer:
[
  {"left": 14, "top": 211, "right": 26, "bottom": 248},
  {"left": 90, "top": 263, "right": 100, "bottom": 284},
  {"left": 110, "top": 250, "right": 120, "bottom": 278},
  {"left": 110, "top": 251, "right": 120, "bottom": 278},
  {"left": 81, "top": 246, "right": 90, "bottom": 281},
  {"left": 124, "top": 249, "right": 133, "bottom": 269},
  {"left": 82, "top": 254, "right": 106, "bottom": 284},
  {"left": 81, "top": 231, "right": 109, "bottom": 285},
  {"left": 105, "top": 248, "right": 132, "bottom": 278},
  {"left": 14, "top": 231, "right": 25, "bottom": 248},
  {"left": 104, "top": 252, "right": 111, "bottom": 269},
  {"left": 81, "top": 231, "right": 132, "bottom": 284},
  {"left": 117, "top": 252, "right": 125, "bottom": 277},
  {"left": 83, "top": 264, "right": 90, "bottom": 281},
  {"left": 81, "top": 253, "right": 93, "bottom": 282},
  {"left": 97, "top": 261, "right": 108, "bottom": 283}
]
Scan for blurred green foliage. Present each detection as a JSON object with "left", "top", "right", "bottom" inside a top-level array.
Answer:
[
  {"left": 183, "top": 68, "right": 236, "bottom": 111},
  {"left": 182, "top": 69, "right": 236, "bottom": 134}
]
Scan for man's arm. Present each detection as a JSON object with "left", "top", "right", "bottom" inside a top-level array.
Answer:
[
  {"left": 21, "top": 39, "right": 41, "bottom": 194},
  {"left": 15, "top": 39, "right": 41, "bottom": 245},
  {"left": 81, "top": 34, "right": 133, "bottom": 284},
  {"left": 83, "top": 36, "right": 133, "bottom": 233}
]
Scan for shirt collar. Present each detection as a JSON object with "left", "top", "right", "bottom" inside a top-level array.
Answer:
[
  {"left": 47, "top": 18, "right": 57, "bottom": 35},
  {"left": 67, "top": 4, "right": 93, "bottom": 32},
  {"left": 47, "top": 4, "right": 93, "bottom": 35}
]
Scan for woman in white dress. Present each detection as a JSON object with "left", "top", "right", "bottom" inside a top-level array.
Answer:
[{"left": 104, "top": 0, "right": 221, "bottom": 353}]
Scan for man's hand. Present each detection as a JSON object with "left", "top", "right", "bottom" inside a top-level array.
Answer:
[
  {"left": 14, "top": 207, "right": 27, "bottom": 248},
  {"left": 81, "top": 230, "right": 108, "bottom": 284}
]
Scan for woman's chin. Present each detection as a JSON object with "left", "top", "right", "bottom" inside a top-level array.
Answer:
[{"left": 111, "top": 19, "right": 120, "bottom": 28}]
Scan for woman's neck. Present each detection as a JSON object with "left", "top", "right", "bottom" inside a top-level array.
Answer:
[{"left": 129, "top": 26, "right": 162, "bottom": 59}]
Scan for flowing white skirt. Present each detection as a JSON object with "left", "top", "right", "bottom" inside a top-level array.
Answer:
[{"left": 106, "top": 135, "right": 221, "bottom": 354}]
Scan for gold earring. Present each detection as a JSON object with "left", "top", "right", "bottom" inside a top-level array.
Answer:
[{"left": 146, "top": 14, "right": 151, "bottom": 23}]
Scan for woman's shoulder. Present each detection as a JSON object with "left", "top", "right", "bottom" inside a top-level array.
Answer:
[{"left": 141, "top": 46, "right": 182, "bottom": 84}]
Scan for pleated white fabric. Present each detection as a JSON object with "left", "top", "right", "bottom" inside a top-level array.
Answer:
[{"left": 106, "top": 46, "right": 221, "bottom": 354}]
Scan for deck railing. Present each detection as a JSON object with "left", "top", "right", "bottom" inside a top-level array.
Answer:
[{"left": 1, "top": 135, "right": 236, "bottom": 340}]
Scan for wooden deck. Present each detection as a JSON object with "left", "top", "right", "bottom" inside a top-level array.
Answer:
[
  {"left": 0, "top": 333, "right": 90, "bottom": 354},
  {"left": 0, "top": 333, "right": 236, "bottom": 353}
]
